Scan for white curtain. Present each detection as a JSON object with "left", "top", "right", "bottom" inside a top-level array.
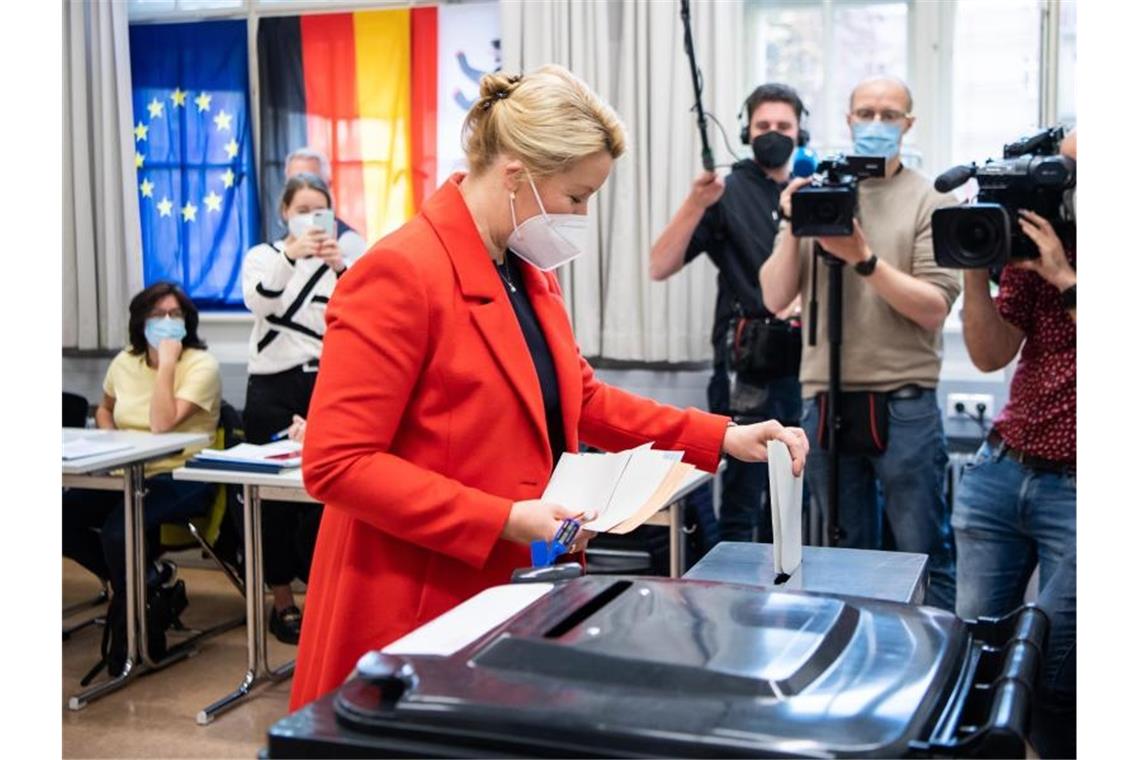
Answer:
[
  {"left": 63, "top": 0, "right": 143, "bottom": 350},
  {"left": 501, "top": 0, "right": 745, "bottom": 362}
]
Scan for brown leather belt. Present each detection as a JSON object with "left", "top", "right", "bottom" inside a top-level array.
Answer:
[{"left": 986, "top": 429, "right": 1075, "bottom": 476}]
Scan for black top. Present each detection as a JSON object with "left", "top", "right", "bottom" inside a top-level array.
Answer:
[
  {"left": 683, "top": 159, "right": 784, "bottom": 364},
  {"left": 498, "top": 252, "right": 566, "bottom": 466}
]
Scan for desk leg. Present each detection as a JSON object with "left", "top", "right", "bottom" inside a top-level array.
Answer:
[
  {"left": 68, "top": 465, "right": 144, "bottom": 709},
  {"left": 668, "top": 500, "right": 684, "bottom": 578},
  {"left": 197, "top": 484, "right": 293, "bottom": 725}
]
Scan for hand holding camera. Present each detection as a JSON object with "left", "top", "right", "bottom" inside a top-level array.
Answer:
[
  {"left": 817, "top": 219, "right": 873, "bottom": 266},
  {"left": 1013, "top": 210, "right": 1074, "bottom": 290},
  {"left": 314, "top": 236, "right": 346, "bottom": 273},
  {"left": 778, "top": 177, "right": 812, "bottom": 226}
]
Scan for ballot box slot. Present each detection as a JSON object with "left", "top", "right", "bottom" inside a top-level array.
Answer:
[{"left": 543, "top": 579, "right": 632, "bottom": 638}]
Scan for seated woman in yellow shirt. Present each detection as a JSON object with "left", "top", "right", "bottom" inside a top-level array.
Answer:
[{"left": 62, "top": 282, "right": 221, "bottom": 679}]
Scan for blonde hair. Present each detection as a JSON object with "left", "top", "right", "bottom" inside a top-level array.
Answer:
[{"left": 462, "top": 64, "right": 627, "bottom": 177}]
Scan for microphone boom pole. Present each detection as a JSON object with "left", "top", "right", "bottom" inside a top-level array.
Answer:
[{"left": 680, "top": 0, "right": 715, "bottom": 171}]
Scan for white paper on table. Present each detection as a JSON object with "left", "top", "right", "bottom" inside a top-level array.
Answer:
[
  {"left": 194, "top": 440, "right": 302, "bottom": 465},
  {"left": 62, "top": 433, "right": 133, "bottom": 461},
  {"left": 768, "top": 440, "right": 804, "bottom": 576},
  {"left": 383, "top": 583, "right": 553, "bottom": 656},
  {"left": 585, "top": 448, "right": 682, "bottom": 531},
  {"left": 542, "top": 449, "right": 634, "bottom": 524}
]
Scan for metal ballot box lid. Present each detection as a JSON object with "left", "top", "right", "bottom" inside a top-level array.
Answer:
[
  {"left": 267, "top": 576, "right": 1045, "bottom": 758},
  {"left": 685, "top": 542, "right": 929, "bottom": 605}
]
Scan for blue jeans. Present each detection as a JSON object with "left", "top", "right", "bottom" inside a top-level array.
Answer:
[
  {"left": 802, "top": 390, "right": 956, "bottom": 610},
  {"left": 952, "top": 441, "right": 1075, "bottom": 757},
  {"left": 718, "top": 375, "right": 803, "bottom": 544}
]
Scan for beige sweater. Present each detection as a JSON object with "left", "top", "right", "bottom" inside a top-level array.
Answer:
[{"left": 774, "top": 167, "right": 962, "bottom": 398}]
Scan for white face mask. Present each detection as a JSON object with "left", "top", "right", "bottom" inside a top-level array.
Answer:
[{"left": 505, "top": 175, "right": 590, "bottom": 271}]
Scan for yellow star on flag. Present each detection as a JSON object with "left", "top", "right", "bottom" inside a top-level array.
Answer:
[
  {"left": 194, "top": 91, "right": 212, "bottom": 112},
  {"left": 133, "top": 122, "right": 148, "bottom": 142},
  {"left": 181, "top": 201, "right": 198, "bottom": 222},
  {"left": 147, "top": 98, "right": 164, "bottom": 119},
  {"left": 170, "top": 88, "right": 187, "bottom": 108},
  {"left": 224, "top": 138, "right": 239, "bottom": 159},
  {"left": 204, "top": 190, "right": 223, "bottom": 213},
  {"left": 221, "top": 168, "right": 236, "bottom": 188},
  {"left": 213, "top": 110, "right": 233, "bottom": 132},
  {"left": 157, "top": 197, "right": 173, "bottom": 217},
  {"left": 139, "top": 178, "right": 155, "bottom": 198},
  {"left": 135, "top": 152, "right": 145, "bottom": 169}
]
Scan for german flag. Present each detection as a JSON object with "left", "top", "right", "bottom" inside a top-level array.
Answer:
[{"left": 256, "top": 8, "right": 437, "bottom": 246}]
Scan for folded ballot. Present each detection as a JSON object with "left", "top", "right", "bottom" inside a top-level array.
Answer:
[
  {"left": 768, "top": 439, "right": 804, "bottom": 577},
  {"left": 542, "top": 444, "right": 695, "bottom": 534}
]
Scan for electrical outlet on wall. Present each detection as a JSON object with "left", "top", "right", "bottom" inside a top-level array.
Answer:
[{"left": 946, "top": 393, "right": 996, "bottom": 422}]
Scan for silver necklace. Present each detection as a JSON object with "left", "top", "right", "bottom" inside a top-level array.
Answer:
[{"left": 496, "top": 258, "right": 517, "bottom": 293}]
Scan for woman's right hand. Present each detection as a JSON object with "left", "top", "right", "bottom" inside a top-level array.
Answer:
[
  {"left": 284, "top": 227, "right": 327, "bottom": 261},
  {"left": 500, "top": 500, "right": 597, "bottom": 546}
]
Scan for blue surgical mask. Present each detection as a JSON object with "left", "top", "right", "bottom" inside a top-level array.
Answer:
[
  {"left": 145, "top": 316, "right": 187, "bottom": 348},
  {"left": 852, "top": 121, "right": 903, "bottom": 159}
]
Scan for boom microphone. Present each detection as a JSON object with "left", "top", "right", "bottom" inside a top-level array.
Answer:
[{"left": 934, "top": 163, "right": 977, "bottom": 194}]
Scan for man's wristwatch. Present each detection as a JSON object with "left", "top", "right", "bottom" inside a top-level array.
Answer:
[
  {"left": 1060, "top": 282, "right": 1076, "bottom": 309},
  {"left": 854, "top": 253, "right": 878, "bottom": 276}
]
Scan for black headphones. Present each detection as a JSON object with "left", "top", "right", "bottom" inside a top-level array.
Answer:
[{"left": 738, "top": 84, "right": 810, "bottom": 148}]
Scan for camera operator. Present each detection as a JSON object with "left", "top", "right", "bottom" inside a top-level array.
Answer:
[
  {"left": 955, "top": 130, "right": 1076, "bottom": 759},
  {"left": 759, "top": 76, "right": 959, "bottom": 610},
  {"left": 650, "top": 83, "right": 807, "bottom": 544}
]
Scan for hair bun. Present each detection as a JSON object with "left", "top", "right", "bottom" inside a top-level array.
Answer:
[{"left": 478, "top": 72, "right": 523, "bottom": 109}]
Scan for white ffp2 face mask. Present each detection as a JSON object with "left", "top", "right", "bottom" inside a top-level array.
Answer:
[{"left": 505, "top": 176, "right": 590, "bottom": 271}]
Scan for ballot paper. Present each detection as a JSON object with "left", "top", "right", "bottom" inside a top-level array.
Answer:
[
  {"left": 192, "top": 440, "right": 302, "bottom": 468},
  {"left": 768, "top": 440, "right": 804, "bottom": 577},
  {"left": 383, "top": 583, "right": 554, "bottom": 657},
  {"left": 543, "top": 444, "right": 691, "bottom": 533}
]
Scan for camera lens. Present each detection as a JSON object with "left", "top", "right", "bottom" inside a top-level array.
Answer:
[
  {"left": 953, "top": 215, "right": 1000, "bottom": 265},
  {"left": 815, "top": 201, "right": 838, "bottom": 223}
]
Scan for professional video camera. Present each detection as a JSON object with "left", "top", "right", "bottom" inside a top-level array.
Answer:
[
  {"left": 790, "top": 154, "right": 886, "bottom": 237},
  {"left": 932, "top": 126, "right": 1075, "bottom": 268}
]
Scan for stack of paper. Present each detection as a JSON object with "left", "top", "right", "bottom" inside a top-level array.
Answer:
[
  {"left": 767, "top": 440, "right": 803, "bottom": 577},
  {"left": 62, "top": 432, "right": 132, "bottom": 461},
  {"left": 542, "top": 444, "right": 696, "bottom": 534},
  {"left": 188, "top": 441, "right": 302, "bottom": 473}
]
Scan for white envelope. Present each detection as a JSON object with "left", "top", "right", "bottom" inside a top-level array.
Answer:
[{"left": 768, "top": 440, "right": 804, "bottom": 577}]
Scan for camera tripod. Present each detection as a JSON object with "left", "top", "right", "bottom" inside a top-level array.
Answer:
[{"left": 807, "top": 241, "right": 846, "bottom": 547}]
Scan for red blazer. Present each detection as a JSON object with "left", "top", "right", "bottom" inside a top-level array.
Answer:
[{"left": 290, "top": 175, "right": 729, "bottom": 710}]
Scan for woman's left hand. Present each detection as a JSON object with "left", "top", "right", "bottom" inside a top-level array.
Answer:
[
  {"left": 316, "top": 237, "right": 345, "bottom": 273},
  {"left": 722, "top": 420, "right": 809, "bottom": 475}
]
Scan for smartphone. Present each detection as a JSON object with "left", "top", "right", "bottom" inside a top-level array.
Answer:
[{"left": 312, "top": 208, "right": 336, "bottom": 238}]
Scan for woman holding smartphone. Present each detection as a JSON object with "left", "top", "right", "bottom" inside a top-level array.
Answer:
[{"left": 241, "top": 172, "right": 355, "bottom": 644}]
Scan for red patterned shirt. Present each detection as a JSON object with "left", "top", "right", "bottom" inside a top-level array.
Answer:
[{"left": 992, "top": 248, "right": 1076, "bottom": 464}]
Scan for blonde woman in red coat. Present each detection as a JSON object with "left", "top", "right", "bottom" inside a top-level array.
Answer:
[{"left": 290, "top": 66, "right": 809, "bottom": 710}]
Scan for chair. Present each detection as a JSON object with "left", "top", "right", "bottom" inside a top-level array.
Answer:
[
  {"left": 63, "top": 391, "right": 89, "bottom": 428},
  {"left": 159, "top": 400, "right": 245, "bottom": 597}
]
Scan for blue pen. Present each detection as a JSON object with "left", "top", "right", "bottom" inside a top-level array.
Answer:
[{"left": 269, "top": 427, "right": 292, "bottom": 442}]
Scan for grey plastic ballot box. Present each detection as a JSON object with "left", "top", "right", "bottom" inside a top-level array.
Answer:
[
  {"left": 684, "top": 542, "right": 929, "bottom": 605},
  {"left": 266, "top": 576, "right": 1045, "bottom": 759}
]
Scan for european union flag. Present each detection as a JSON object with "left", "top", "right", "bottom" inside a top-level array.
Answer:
[{"left": 129, "top": 20, "right": 259, "bottom": 309}]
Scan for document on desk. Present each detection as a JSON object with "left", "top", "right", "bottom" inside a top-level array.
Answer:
[
  {"left": 768, "top": 440, "right": 803, "bottom": 576},
  {"left": 62, "top": 433, "right": 132, "bottom": 461},
  {"left": 543, "top": 445, "right": 694, "bottom": 534}
]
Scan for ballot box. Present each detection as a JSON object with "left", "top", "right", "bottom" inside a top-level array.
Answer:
[
  {"left": 266, "top": 576, "right": 1045, "bottom": 758},
  {"left": 684, "top": 541, "right": 929, "bottom": 605}
]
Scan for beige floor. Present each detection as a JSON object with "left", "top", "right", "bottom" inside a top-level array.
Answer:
[{"left": 62, "top": 557, "right": 303, "bottom": 759}]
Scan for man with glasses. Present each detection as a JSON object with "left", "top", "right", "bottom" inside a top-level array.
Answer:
[{"left": 760, "top": 76, "right": 961, "bottom": 610}]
